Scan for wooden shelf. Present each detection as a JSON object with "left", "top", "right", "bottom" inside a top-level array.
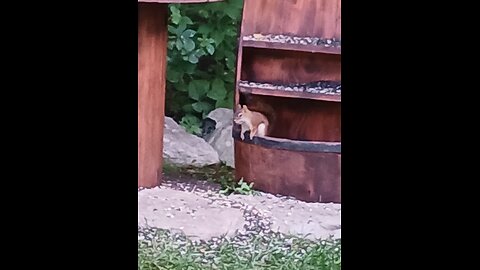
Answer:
[
  {"left": 238, "top": 81, "right": 341, "bottom": 102},
  {"left": 241, "top": 40, "right": 341, "bottom": 55},
  {"left": 232, "top": 128, "right": 341, "bottom": 153}
]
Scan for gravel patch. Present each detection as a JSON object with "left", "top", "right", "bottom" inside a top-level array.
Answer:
[{"left": 139, "top": 179, "right": 340, "bottom": 241}]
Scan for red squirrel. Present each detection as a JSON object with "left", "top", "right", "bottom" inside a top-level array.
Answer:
[{"left": 234, "top": 104, "right": 270, "bottom": 140}]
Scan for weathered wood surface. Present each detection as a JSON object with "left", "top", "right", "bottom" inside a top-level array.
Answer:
[
  {"left": 241, "top": 40, "right": 340, "bottom": 55},
  {"left": 138, "top": 3, "right": 168, "bottom": 188},
  {"left": 239, "top": 85, "right": 341, "bottom": 102},
  {"left": 241, "top": 0, "right": 341, "bottom": 40},
  {"left": 240, "top": 48, "right": 341, "bottom": 84},
  {"left": 234, "top": 0, "right": 342, "bottom": 202},
  {"left": 232, "top": 127, "right": 341, "bottom": 153},
  {"left": 235, "top": 140, "right": 341, "bottom": 203}
]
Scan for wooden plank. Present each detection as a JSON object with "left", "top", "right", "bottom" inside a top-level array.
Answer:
[
  {"left": 242, "top": 95, "right": 341, "bottom": 142},
  {"left": 232, "top": 127, "right": 341, "bottom": 153},
  {"left": 138, "top": 3, "right": 168, "bottom": 188},
  {"left": 242, "top": 0, "right": 341, "bottom": 39},
  {"left": 240, "top": 47, "right": 341, "bottom": 84},
  {"left": 235, "top": 140, "right": 341, "bottom": 203},
  {"left": 242, "top": 40, "right": 340, "bottom": 55},
  {"left": 239, "top": 85, "right": 341, "bottom": 102}
]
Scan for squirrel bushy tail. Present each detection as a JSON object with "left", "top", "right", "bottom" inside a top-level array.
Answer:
[{"left": 242, "top": 94, "right": 276, "bottom": 135}]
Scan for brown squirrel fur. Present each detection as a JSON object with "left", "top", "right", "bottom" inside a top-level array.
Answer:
[{"left": 234, "top": 104, "right": 270, "bottom": 140}]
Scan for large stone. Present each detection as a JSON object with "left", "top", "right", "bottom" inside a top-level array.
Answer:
[
  {"left": 163, "top": 117, "right": 220, "bottom": 167},
  {"left": 207, "top": 108, "right": 233, "bottom": 130},
  {"left": 205, "top": 109, "right": 235, "bottom": 167},
  {"left": 209, "top": 125, "right": 234, "bottom": 167}
]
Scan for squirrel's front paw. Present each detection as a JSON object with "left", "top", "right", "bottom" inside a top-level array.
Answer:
[{"left": 240, "top": 133, "right": 245, "bottom": 140}]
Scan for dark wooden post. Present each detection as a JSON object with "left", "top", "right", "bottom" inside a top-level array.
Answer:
[{"left": 138, "top": 0, "right": 223, "bottom": 188}]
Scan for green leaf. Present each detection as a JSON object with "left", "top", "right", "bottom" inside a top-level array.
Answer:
[
  {"left": 183, "top": 63, "right": 196, "bottom": 75},
  {"left": 212, "top": 31, "right": 225, "bottom": 45},
  {"left": 180, "top": 114, "right": 201, "bottom": 135},
  {"left": 174, "top": 81, "right": 188, "bottom": 92},
  {"left": 188, "top": 54, "right": 198, "bottom": 64},
  {"left": 171, "top": 13, "right": 181, "bottom": 25},
  {"left": 195, "top": 80, "right": 210, "bottom": 92},
  {"left": 206, "top": 44, "right": 215, "bottom": 55},
  {"left": 180, "top": 16, "right": 193, "bottom": 25},
  {"left": 181, "top": 29, "right": 196, "bottom": 38},
  {"left": 182, "top": 104, "right": 194, "bottom": 113},
  {"left": 226, "top": 57, "right": 235, "bottom": 71},
  {"left": 225, "top": 6, "right": 239, "bottom": 20},
  {"left": 175, "top": 39, "right": 183, "bottom": 50},
  {"left": 195, "top": 49, "right": 206, "bottom": 58},
  {"left": 207, "top": 78, "right": 227, "bottom": 101},
  {"left": 174, "top": 23, "right": 187, "bottom": 36},
  {"left": 166, "top": 69, "right": 182, "bottom": 83},
  {"left": 192, "top": 101, "right": 213, "bottom": 113},
  {"left": 197, "top": 24, "right": 212, "bottom": 35},
  {"left": 230, "top": 0, "right": 244, "bottom": 8},
  {"left": 167, "top": 25, "right": 177, "bottom": 34},
  {"left": 183, "top": 38, "right": 195, "bottom": 52},
  {"left": 225, "top": 26, "right": 238, "bottom": 37},
  {"left": 198, "top": 9, "right": 209, "bottom": 18},
  {"left": 169, "top": 5, "right": 180, "bottom": 15},
  {"left": 215, "top": 97, "right": 233, "bottom": 109},
  {"left": 188, "top": 80, "right": 210, "bottom": 101},
  {"left": 180, "top": 114, "right": 199, "bottom": 125}
]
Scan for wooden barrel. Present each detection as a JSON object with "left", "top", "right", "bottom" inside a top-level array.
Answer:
[{"left": 233, "top": 0, "right": 341, "bottom": 202}]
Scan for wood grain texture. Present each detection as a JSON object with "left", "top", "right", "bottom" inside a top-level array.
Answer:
[
  {"left": 240, "top": 48, "right": 341, "bottom": 84},
  {"left": 235, "top": 140, "right": 341, "bottom": 203},
  {"left": 232, "top": 126, "right": 341, "bottom": 153},
  {"left": 138, "top": 3, "right": 168, "bottom": 188},
  {"left": 244, "top": 95, "right": 341, "bottom": 142},
  {"left": 241, "top": 40, "right": 340, "bottom": 55},
  {"left": 233, "top": 0, "right": 342, "bottom": 202},
  {"left": 239, "top": 85, "right": 341, "bottom": 102},
  {"left": 241, "top": 0, "right": 341, "bottom": 39}
]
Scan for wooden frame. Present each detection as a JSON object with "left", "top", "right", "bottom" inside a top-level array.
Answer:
[{"left": 137, "top": 0, "right": 223, "bottom": 188}]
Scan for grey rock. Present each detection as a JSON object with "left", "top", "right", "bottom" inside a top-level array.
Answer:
[
  {"left": 163, "top": 117, "right": 220, "bottom": 167},
  {"left": 205, "top": 108, "right": 235, "bottom": 168},
  {"left": 207, "top": 108, "right": 233, "bottom": 130}
]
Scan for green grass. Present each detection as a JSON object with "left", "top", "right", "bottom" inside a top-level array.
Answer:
[{"left": 138, "top": 228, "right": 341, "bottom": 270}]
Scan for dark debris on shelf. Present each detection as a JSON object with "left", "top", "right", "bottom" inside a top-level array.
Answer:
[
  {"left": 239, "top": 80, "right": 341, "bottom": 95},
  {"left": 243, "top": 33, "right": 341, "bottom": 48}
]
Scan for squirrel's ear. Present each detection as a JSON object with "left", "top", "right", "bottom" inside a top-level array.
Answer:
[
  {"left": 243, "top": 105, "right": 250, "bottom": 111},
  {"left": 236, "top": 104, "right": 242, "bottom": 110}
]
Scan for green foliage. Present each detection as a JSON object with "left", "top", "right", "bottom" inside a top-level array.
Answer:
[
  {"left": 138, "top": 228, "right": 341, "bottom": 270},
  {"left": 220, "top": 177, "right": 255, "bottom": 195},
  {"left": 166, "top": 0, "right": 243, "bottom": 133}
]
